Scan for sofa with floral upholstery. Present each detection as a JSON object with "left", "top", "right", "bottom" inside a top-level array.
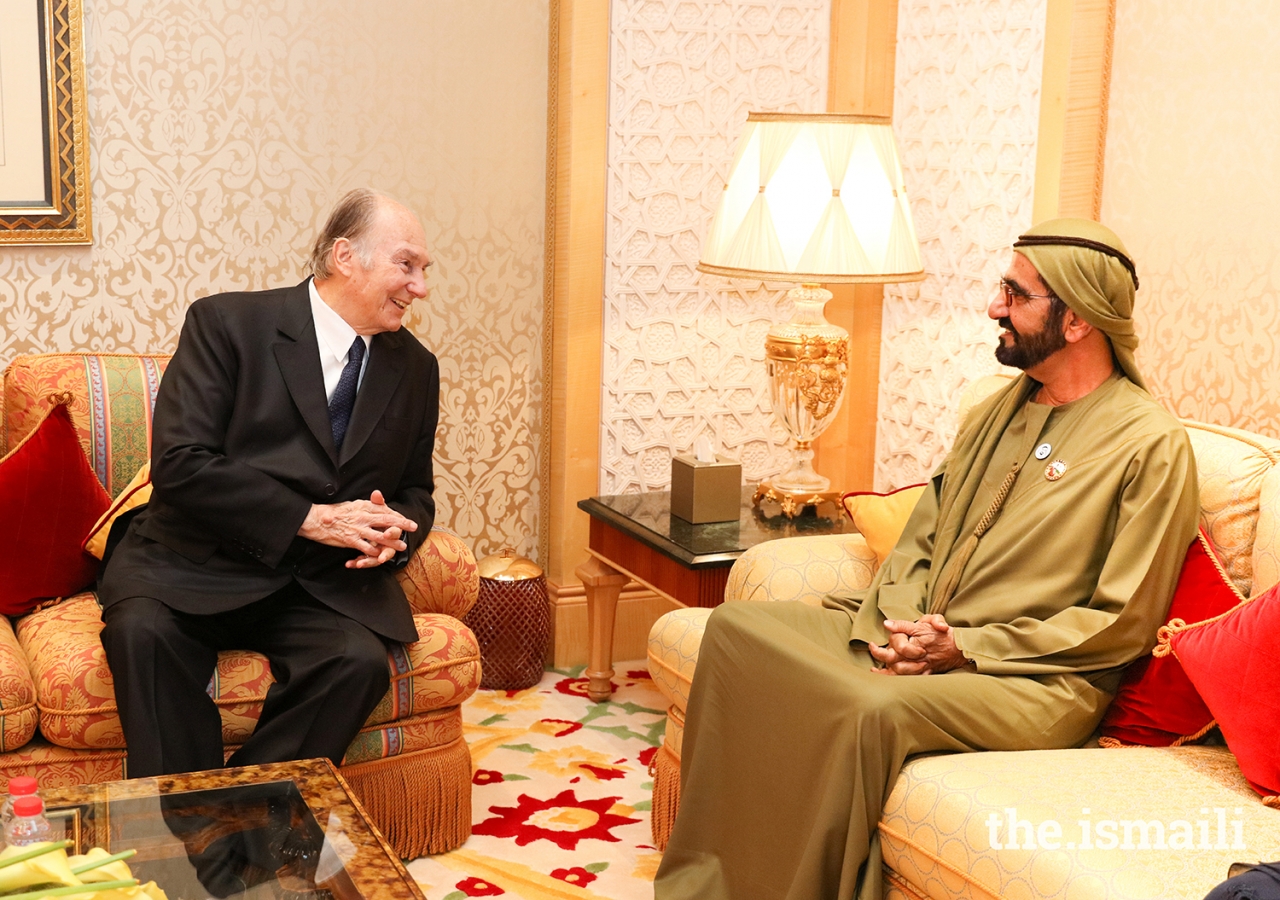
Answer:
[
  {"left": 0, "top": 352, "right": 481, "bottom": 860},
  {"left": 647, "top": 376, "right": 1280, "bottom": 899}
]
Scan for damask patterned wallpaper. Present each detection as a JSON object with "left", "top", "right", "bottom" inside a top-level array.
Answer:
[
  {"left": 874, "top": 0, "right": 1046, "bottom": 490},
  {"left": 600, "top": 0, "right": 830, "bottom": 493},
  {"left": 1101, "top": 0, "right": 1280, "bottom": 436},
  {"left": 0, "top": 0, "right": 549, "bottom": 558}
]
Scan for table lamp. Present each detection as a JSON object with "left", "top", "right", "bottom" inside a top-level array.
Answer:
[{"left": 698, "top": 112, "right": 924, "bottom": 516}]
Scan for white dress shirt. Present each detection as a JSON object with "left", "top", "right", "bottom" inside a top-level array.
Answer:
[{"left": 308, "top": 278, "right": 370, "bottom": 402}]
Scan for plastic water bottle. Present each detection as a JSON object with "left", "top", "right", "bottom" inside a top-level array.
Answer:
[
  {"left": 4, "top": 796, "right": 52, "bottom": 846},
  {"left": 0, "top": 778, "right": 38, "bottom": 831}
]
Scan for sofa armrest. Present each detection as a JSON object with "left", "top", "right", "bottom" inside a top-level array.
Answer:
[
  {"left": 648, "top": 607, "right": 712, "bottom": 713},
  {"left": 395, "top": 526, "right": 479, "bottom": 619},
  {"left": 0, "top": 614, "right": 38, "bottom": 751},
  {"left": 725, "top": 533, "right": 878, "bottom": 606},
  {"left": 650, "top": 533, "right": 877, "bottom": 712}
]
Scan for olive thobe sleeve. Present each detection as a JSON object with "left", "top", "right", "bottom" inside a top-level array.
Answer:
[
  {"left": 837, "top": 378, "right": 1200, "bottom": 675},
  {"left": 950, "top": 427, "right": 1198, "bottom": 675},
  {"left": 865, "top": 468, "right": 940, "bottom": 617},
  {"left": 831, "top": 464, "right": 943, "bottom": 644}
]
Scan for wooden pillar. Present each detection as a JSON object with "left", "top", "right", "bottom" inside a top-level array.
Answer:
[
  {"left": 543, "top": 0, "right": 611, "bottom": 661},
  {"left": 812, "top": 0, "right": 901, "bottom": 494},
  {"left": 1034, "top": 0, "right": 1117, "bottom": 222}
]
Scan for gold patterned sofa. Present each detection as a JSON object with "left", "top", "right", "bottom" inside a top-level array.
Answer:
[
  {"left": 0, "top": 352, "right": 482, "bottom": 860},
  {"left": 648, "top": 378, "right": 1280, "bottom": 899}
]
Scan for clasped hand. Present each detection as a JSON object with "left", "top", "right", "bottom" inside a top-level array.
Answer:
[
  {"left": 298, "top": 489, "right": 418, "bottom": 569},
  {"left": 867, "top": 614, "right": 971, "bottom": 676}
]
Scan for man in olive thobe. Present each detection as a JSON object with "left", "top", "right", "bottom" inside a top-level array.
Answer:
[{"left": 654, "top": 219, "right": 1200, "bottom": 900}]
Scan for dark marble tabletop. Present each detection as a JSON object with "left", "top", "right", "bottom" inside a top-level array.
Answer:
[{"left": 579, "top": 486, "right": 857, "bottom": 568}]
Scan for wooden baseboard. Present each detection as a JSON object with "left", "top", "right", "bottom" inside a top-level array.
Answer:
[{"left": 546, "top": 580, "right": 679, "bottom": 668}]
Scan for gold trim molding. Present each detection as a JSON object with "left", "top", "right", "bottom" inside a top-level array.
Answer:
[
  {"left": 544, "top": 0, "right": 609, "bottom": 587},
  {"left": 540, "top": 0, "right": 559, "bottom": 570},
  {"left": 697, "top": 262, "right": 924, "bottom": 284},
  {"left": 1033, "top": 0, "right": 1117, "bottom": 222}
]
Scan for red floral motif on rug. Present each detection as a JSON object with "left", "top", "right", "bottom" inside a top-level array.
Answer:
[
  {"left": 530, "top": 718, "right": 583, "bottom": 737},
  {"left": 408, "top": 664, "right": 667, "bottom": 898},
  {"left": 553, "top": 676, "right": 606, "bottom": 698},
  {"left": 455, "top": 876, "right": 504, "bottom": 897},
  {"left": 578, "top": 762, "right": 627, "bottom": 781},
  {"left": 473, "top": 788, "right": 641, "bottom": 850},
  {"left": 550, "top": 866, "right": 599, "bottom": 887}
]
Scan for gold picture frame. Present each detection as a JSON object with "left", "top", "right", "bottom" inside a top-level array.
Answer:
[{"left": 0, "top": 0, "right": 91, "bottom": 244}]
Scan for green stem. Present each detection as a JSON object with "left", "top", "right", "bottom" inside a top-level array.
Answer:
[
  {"left": 0, "top": 879, "right": 137, "bottom": 900},
  {"left": 67, "top": 852, "right": 135, "bottom": 877},
  {"left": 0, "top": 844, "right": 73, "bottom": 870}
]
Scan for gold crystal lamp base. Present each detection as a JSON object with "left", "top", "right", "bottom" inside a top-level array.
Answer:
[
  {"left": 753, "top": 284, "right": 849, "bottom": 519},
  {"left": 753, "top": 479, "right": 842, "bottom": 519}
]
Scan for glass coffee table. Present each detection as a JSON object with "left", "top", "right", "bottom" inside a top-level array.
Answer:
[
  {"left": 577, "top": 486, "right": 856, "bottom": 700},
  {"left": 39, "top": 758, "right": 423, "bottom": 900}
]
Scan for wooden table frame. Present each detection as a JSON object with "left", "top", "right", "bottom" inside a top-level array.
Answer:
[
  {"left": 577, "top": 491, "right": 856, "bottom": 701},
  {"left": 575, "top": 500, "right": 749, "bottom": 701}
]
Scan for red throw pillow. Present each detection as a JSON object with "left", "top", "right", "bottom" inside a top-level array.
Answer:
[
  {"left": 0, "top": 400, "right": 111, "bottom": 615},
  {"left": 1099, "top": 529, "right": 1244, "bottom": 747},
  {"left": 1158, "top": 582, "right": 1280, "bottom": 805}
]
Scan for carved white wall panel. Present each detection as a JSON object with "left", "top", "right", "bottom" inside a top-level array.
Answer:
[
  {"left": 601, "top": 0, "right": 830, "bottom": 494},
  {"left": 875, "top": 0, "right": 1046, "bottom": 490},
  {"left": 0, "top": 0, "right": 548, "bottom": 559}
]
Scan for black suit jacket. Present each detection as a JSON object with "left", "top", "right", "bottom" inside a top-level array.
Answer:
[{"left": 99, "top": 281, "right": 439, "bottom": 643}]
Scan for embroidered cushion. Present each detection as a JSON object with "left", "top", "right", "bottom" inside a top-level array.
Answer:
[
  {"left": 17, "top": 593, "right": 482, "bottom": 751},
  {"left": 841, "top": 485, "right": 928, "bottom": 568},
  {"left": 2, "top": 354, "right": 169, "bottom": 499},
  {"left": 342, "top": 706, "right": 465, "bottom": 765},
  {"left": 1100, "top": 529, "right": 1244, "bottom": 747},
  {"left": 0, "top": 739, "right": 126, "bottom": 789},
  {"left": 0, "top": 617, "right": 39, "bottom": 752},
  {"left": 0, "top": 402, "right": 111, "bottom": 615},
  {"left": 397, "top": 526, "right": 480, "bottom": 618},
  {"left": 82, "top": 462, "right": 151, "bottom": 560},
  {"left": 1183, "top": 421, "right": 1280, "bottom": 598},
  {"left": 1158, "top": 581, "right": 1280, "bottom": 803}
]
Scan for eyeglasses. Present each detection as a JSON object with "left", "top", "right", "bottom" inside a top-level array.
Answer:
[{"left": 999, "top": 279, "right": 1056, "bottom": 306}]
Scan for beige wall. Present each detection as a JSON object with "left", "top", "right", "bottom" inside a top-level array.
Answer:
[
  {"left": 0, "top": 0, "right": 549, "bottom": 557},
  {"left": 1101, "top": 0, "right": 1280, "bottom": 434}
]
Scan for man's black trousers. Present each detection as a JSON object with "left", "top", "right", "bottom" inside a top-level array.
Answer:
[{"left": 100, "top": 582, "right": 392, "bottom": 778}]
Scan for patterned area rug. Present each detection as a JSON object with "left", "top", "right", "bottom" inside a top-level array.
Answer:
[{"left": 407, "top": 663, "right": 666, "bottom": 899}]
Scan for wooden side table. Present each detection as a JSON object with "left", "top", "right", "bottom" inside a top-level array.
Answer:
[{"left": 576, "top": 487, "right": 856, "bottom": 700}]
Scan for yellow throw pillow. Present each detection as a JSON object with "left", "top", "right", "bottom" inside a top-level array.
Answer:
[
  {"left": 840, "top": 484, "right": 927, "bottom": 568},
  {"left": 82, "top": 461, "right": 151, "bottom": 560}
]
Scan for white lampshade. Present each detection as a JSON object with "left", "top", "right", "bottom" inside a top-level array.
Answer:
[{"left": 699, "top": 112, "right": 923, "bottom": 283}]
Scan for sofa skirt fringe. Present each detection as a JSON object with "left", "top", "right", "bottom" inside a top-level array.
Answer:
[
  {"left": 651, "top": 742, "right": 681, "bottom": 850},
  {"left": 341, "top": 735, "right": 472, "bottom": 859}
]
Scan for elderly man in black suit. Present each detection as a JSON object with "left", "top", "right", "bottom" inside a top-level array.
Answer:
[{"left": 99, "top": 189, "right": 440, "bottom": 778}]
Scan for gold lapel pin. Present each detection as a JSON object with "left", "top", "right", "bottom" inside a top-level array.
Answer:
[{"left": 1045, "top": 459, "right": 1067, "bottom": 482}]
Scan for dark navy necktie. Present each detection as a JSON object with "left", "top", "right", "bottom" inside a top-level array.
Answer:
[{"left": 328, "top": 336, "right": 365, "bottom": 451}]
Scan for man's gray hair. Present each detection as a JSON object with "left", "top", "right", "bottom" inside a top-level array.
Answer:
[{"left": 307, "top": 189, "right": 385, "bottom": 279}]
